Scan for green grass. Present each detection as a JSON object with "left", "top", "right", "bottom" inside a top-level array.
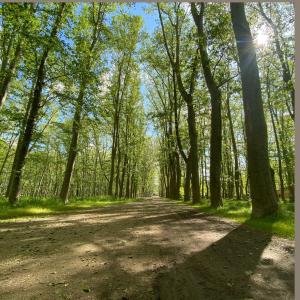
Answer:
[
  {"left": 175, "top": 199, "right": 294, "bottom": 239},
  {"left": 0, "top": 196, "right": 294, "bottom": 239},
  {"left": 0, "top": 195, "right": 137, "bottom": 222}
]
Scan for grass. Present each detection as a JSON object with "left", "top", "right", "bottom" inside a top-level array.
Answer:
[
  {"left": 0, "top": 195, "right": 294, "bottom": 239},
  {"left": 0, "top": 195, "right": 137, "bottom": 222},
  {"left": 175, "top": 198, "right": 294, "bottom": 239}
]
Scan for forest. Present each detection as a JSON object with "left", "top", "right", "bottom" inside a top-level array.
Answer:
[{"left": 0, "top": 2, "right": 295, "bottom": 299}]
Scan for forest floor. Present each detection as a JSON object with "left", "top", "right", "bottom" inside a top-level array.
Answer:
[{"left": 0, "top": 197, "right": 294, "bottom": 300}]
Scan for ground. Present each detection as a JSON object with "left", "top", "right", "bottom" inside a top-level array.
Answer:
[{"left": 0, "top": 197, "right": 294, "bottom": 300}]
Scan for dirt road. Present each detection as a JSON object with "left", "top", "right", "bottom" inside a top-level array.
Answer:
[{"left": 0, "top": 198, "right": 294, "bottom": 300}]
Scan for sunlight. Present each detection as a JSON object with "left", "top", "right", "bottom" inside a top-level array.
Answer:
[
  {"left": 54, "top": 82, "right": 65, "bottom": 93},
  {"left": 254, "top": 26, "right": 270, "bottom": 48},
  {"left": 256, "top": 32, "right": 269, "bottom": 47}
]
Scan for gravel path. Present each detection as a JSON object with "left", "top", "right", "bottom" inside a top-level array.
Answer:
[{"left": 0, "top": 197, "right": 294, "bottom": 300}]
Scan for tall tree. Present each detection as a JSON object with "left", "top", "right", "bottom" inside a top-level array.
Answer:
[
  {"left": 230, "top": 2, "right": 278, "bottom": 217},
  {"left": 107, "top": 14, "right": 142, "bottom": 196},
  {"left": 191, "top": 3, "right": 222, "bottom": 208},
  {"left": 157, "top": 3, "right": 200, "bottom": 203},
  {"left": 60, "top": 3, "right": 106, "bottom": 203},
  {"left": 225, "top": 84, "right": 241, "bottom": 200},
  {"left": 7, "top": 3, "right": 66, "bottom": 204}
]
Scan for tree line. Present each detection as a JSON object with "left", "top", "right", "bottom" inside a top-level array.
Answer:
[
  {"left": 143, "top": 2, "right": 294, "bottom": 217},
  {"left": 0, "top": 3, "right": 156, "bottom": 205}
]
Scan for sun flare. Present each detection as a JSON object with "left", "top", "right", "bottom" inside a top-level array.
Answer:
[{"left": 254, "top": 27, "right": 270, "bottom": 48}]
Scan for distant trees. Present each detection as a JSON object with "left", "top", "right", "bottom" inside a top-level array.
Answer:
[
  {"left": 0, "top": 3, "right": 155, "bottom": 203},
  {"left": 107, "top": 14, "right": 143, "bottom": 197}
]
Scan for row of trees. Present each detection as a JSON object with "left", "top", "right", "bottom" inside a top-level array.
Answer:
[
  {"left": 0, "top": 3, "right": 156, "bottom": 204},
  {"left": 0, "top": 3, "right": 295, "bottom": 218},
  {"left": 144, "top": 3, "right": 294, "bottom": 217}
]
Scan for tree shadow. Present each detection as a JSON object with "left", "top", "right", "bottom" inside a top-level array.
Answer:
[{"left": 153, "top": 222, "right": 294, "bottom": 300}]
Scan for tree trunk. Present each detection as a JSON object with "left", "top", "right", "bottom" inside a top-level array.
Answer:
[
  {"left": 119, "top": 153, "right": 127, "bottom": 197},
  {"left": 108, "top": 105, "right": 120, "bottom": 195},
  {"left": 175, "top": 151, "right": 181, "bottom": 199},
  {"left": 7, "top": 4, "right": 65, "bottom": 204},
  {"left": 115, "top": 148, "right": 121, "bottom": 197},
  {"left": 266, "top": 70, "right": 285, "bottom": 201},
  {"left": 59, "top": 84, "right": 85, "bottom": 203},
  {"left": 191, "top": 3, "right": 222, "bottom": 208},
  {"left": 226, "top": 87, "right": 241, "bottom": 199},
  {"left": 230, "top": 3, "right": 278, "bottom": 217},
  {"left": 186, "top": 99, "right": 201, "bottom": 203},
  {"left": 183, "top": 155, "right": 191, "bottom": 201},
  {"left": 125, "top": 163, "right": 131, "bottom": 198}
]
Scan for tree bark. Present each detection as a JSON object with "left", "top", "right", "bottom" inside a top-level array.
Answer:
[
  {"left": 186, "top": 99, "right": 201, "bottom": 203},
  {"left": 108, "top": 110, "right": 119, "bottom": 195}
]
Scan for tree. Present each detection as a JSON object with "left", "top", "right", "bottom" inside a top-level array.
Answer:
[
  {"left": 59, "top": 3, "right": 107, "bottom": 203},
  {"left": 230, "top": 2, "right": 278, "bottom": 217},
  {"left": 191, "top": 3, "right": 222, "bottom": 208},
  {"left": 257, "top": 3, "right": 295, "bottom": 121},
  {"left": 107, "top": 14, "right": 142, "bottom": 196},
  {"left": 157, "top": 3, "right": 200, "bottom": 203},
  {"left": 7, "top": 3, "right": 67, "bottom": 204}
]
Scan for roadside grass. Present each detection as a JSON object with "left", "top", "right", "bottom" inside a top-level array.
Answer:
[
  {"left": 176, "top": 199, "right": 294, "bottom": 239},
  {"left": 0, "top": 196, "right": 294, "bottom": 239},
  {"left": 0, "top": 195, "right": 137, "bottom": 222}
]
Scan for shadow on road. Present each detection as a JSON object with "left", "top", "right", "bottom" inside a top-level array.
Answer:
[{"left": 153, "top": 222, "right": 294, "bottom": 300}]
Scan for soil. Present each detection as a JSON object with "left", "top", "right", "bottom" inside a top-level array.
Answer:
[{"left": 0, "top": 197, "right": 294, "bottom": 300}]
